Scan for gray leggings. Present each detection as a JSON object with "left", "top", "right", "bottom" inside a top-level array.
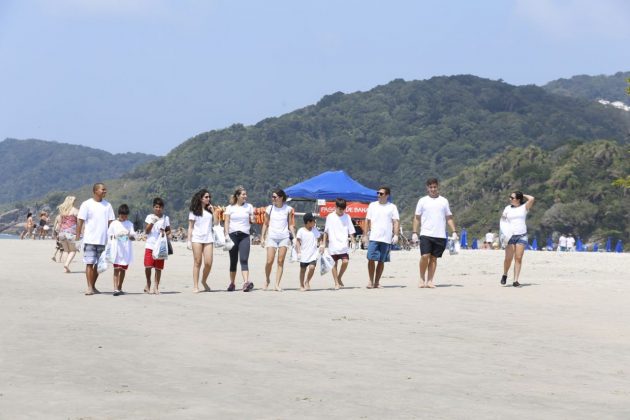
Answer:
[{"left": 229, "top": 232, "right": 250, "bottom": 272}]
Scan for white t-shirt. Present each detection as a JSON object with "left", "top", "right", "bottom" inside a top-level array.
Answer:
[
  {"left": 107, "top": 219, "right": 135, "bottom": 265},
  {"left": 188, "top": 210, "right": 214, "bottom": 243},
  {"left": 559, "top": 235, "right": 567, "bottom": 247},
  {"left": 415, "top": 195, "right": 452, "bottom": 238},
  {"left": 266, "top": 204, "right": 293, "bottom": 240},
  {"left": 145, "top": 214, "right": 170, "bottom": 250},
  {"left": 296, "top": 227, "right": 321, "bottom": 263},
  {"left": 324, "top": 212, "right": 356, "bottom": 255},
  {"left": 485, "top": 232, "right": 494, "bottom": 243},
  {"left": 77, "top": 198, "right": 115, "bottom": 245},
  {"left": 366, "top": 201, "right": 400, "bottom": 244},
  {"left": 502, "top": 204, "right": 527, "bottom": 235},
  {"left": 225, "top": 203, "right": 253, "bottom": 234},
  {"left": 567, "top": 236, "right": 575, "bottom": 249}
]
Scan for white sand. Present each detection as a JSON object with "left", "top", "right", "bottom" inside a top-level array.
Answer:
[{"left": 1, "top": 239, "right": 628, "bottom": 419}]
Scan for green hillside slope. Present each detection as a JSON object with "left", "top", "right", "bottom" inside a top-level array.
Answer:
[{"left": 543, "top": 71, "right": 630, "bottom": 103}]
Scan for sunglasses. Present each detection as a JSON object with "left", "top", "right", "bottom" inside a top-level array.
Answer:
[{"left": 377, "top": 192, "right": 386, "bottom": 196}]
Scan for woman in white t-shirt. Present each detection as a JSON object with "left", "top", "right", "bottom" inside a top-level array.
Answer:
[
  {"left": 500, "top": 191, "right": 535, "bottom": 288},
  {"left": 224, "top": 186, "right": 256, "bottom": 292},
  {"left": 187, "top": 189, "right": 216, "bottom": 293},
  {"left": 261, "top": 189, "right": 295, "bottom": 291}
]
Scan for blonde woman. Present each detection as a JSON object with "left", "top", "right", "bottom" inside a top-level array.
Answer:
[{"left": 57, "top": 196, "right": 79, "bottom": 273}]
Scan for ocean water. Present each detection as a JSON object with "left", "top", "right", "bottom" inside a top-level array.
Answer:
[{"left": 0, "top": 234, "right": 19, "bottom": 240}]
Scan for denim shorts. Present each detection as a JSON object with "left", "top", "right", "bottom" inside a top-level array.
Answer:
[
  {"left": 266, "top": 237, "right": 291, "bottom": 248},
  {"left": 507, "top": 234, "right": 528, "bottom": 246},
  {"left": 367, "top": 241, "right": 391, "bottom": 262},
  {"left": 83, "top": 244, "right": 105, "bottom": 265}
]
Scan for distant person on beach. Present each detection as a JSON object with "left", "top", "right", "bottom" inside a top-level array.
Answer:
[
  {"left": 76, "top": 184, "right": 115, "bottom": 295},
  {"left": 57, "top": 196, "right": 80, "bottom": 273},
  {"left": 567, "top": 234, "right": 576, "bottom": 252},
  {"left": 558, "top": 234, "right": 567, "bottom": 252},
  {"left": 108, "top": 204, "right": 136, "bottom": 296},
  {"left": 500, "top": 191, "right": 535, "bottom": 288},
  {"left": 411, "top": 178, "right": 457, "bottom": 288},
  {"left": 37, "top": 211, "right": 49, "bottom": 239},
  {"left": 20, "top": 212, "right": 34, "bottom": 240},
  {"left": 144, "top": 197, "right": 170, "bottom": 295},
  {"left": 322, "top": 198, "right": 355, "bottom": 289},
  {"left": 484, "top": 229, "right": 494, "bottom": 250},
  {"left": 295, "top": 212, "right": 321, "bottom": 291},
  {"left": 261, "top": 188, "right": 295, "bottom": 291},
  {"left": 224, "top": 186, "right": 255, "bottom": 292},
  {"left": 187, "top": 189, "right": 215, "bottom": 293},
  {"left": 50, "top": 213, "right": 64, "bottom": 263},
  {"left": 363, "top": 186, "right": 400, "bottom": 289}
]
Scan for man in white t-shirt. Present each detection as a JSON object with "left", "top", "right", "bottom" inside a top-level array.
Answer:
[
  {"left": 363, "top": 186, "right": 400, "bottom": 289},
  {"left": 322, "top": 198, "right": 356, "bottom": 289},
  {"left": 75, "top": 183, "right": 115, "bottom": 296},
  {"left": 411, "top": 178, "right": 457, "bottom": 288}
]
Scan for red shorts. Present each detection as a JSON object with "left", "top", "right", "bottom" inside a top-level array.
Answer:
[
  {"left": 144, "top": 249, "right": 165, "bottom": 270},
  {"left": 331, "top": 253, "right": 349, "bottom": 262},
  {"left": 113, "top": 264, "right": 129, "bottom": 270}
]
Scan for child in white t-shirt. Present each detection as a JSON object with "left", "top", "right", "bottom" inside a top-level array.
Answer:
[
  {"left": 322, "top": 198, "right": 355, "bottom": 289},
  {"left": 144, "top": 197, "right": 171, "bottom": 294},
  {"left": 295, "top": 213, "right": 321, "bottom": 291},
  {"left": 107, "top": 204, "right": 136, "bottom": 296}
]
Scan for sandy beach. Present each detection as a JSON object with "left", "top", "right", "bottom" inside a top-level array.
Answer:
[{"left": 1, "top": 239, "right": 628, "bottom": 419}]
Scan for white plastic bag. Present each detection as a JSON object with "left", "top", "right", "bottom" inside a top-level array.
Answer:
[
  {"left": 290, "top": 246, "right": 299, "bottom": 263},
  {"left": 319, "top": 251, "right": 334, "bottom": 276},
  {"left": 224, "top": 236, "right": 234, "bottom": 251},
  {"left": 104, "top": 237, "right": 118, "bottom": 263},
  {"left": 152, "top": 233, "right": 169, "bottom": 260},
  {"left": 97, "top": 250, "right": 109, "bottom": 273},
  {"left": 213, "top": 226, "right": 226, "bottom": 247}
]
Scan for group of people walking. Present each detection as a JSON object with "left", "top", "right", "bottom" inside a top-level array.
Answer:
[{"left": 55, "top": 178, "right": 535, "bottom": 296}]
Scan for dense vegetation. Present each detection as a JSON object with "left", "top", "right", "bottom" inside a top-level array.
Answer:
[
  {"left": 445, "top": 141, "right": 630, "bottom": 243},
  {"left": 0, "top": 138, "right": 157, "bottom": 204},
  {"left": 7, "top": 75, "right": 630, "bottom": 244},
  {"left": 543, "top": 71, "right": 630, "bottom": 103}
]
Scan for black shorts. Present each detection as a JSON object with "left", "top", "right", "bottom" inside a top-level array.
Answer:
[
  {"left": 300, "top": 261, "right": 316, "bottom": 269},
  {"left": 420, "top": 235, "right": 447, "bottom": 258}
]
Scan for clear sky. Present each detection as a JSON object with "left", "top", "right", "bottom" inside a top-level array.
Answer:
[{"left": 1, "top": 0, "right": 629, "bottom": 155}]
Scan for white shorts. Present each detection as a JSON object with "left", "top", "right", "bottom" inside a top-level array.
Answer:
[{"left": 266, "top": 237, "right": 291, "bottom": 248}]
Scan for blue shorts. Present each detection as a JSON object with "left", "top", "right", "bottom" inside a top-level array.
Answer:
[
  {"left": 508, "top": 234, "right": 528, "bottom": 246},
  {"left": 367, "top": 241, "right": 391, "bottom": 262},
  {"left": 83, "top": 244, "right": 105, "bottom": 265}
]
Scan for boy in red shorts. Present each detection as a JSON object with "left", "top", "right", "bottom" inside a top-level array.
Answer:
[{"left": 144, "top": 197, "right": 170, "bottom": 294}]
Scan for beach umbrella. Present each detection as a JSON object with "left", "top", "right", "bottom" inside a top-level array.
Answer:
[
  {"left": 531, "top": 238, "right": 538, "bottom": 251},
  {"left": 460, "top": 228, "right": 468, "bottom": 249},
  {"left": 593, "top": 243, "right": 599, "bottom": 252},
  {"left": 606, "top": 237, "right": 612, "bottom": 252},
  {"left": 615, "top": 240, "right": 623, "bottom": 253},
  {"left": 546, "top": 236, "right": 553, "bottom": 251},
  {"left": 471, "top": 238, "right": 478, "bottom": 249},
  {"left": 576, "top": 237, "right": 583, "bottom": 252}
]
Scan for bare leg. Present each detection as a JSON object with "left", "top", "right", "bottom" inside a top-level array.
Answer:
[
  {"left": 513, "top": 244, "right": 525, "bottom": 283},
  {"left": 305, "top": 265, "right": 315, "bottom": 290},
  {"left": 374, "top": 262, "right": 385, "bottom": 288},
  {"left": 113, "top": 268, "right": 120, "bottom": 291},
  {"left": 145, "top": 267, "right": 153, "bottom": 293},
  {"left": 265, "top": 247, "right": 277, "bottom": 289},
  {"left": 331, "top": 260, "right": 341, "bottom": 289},
  {"left": 118, "top": 269, "right": 126, "bottom": 291},
  {"left": 367, "top": 260, "right": 376, "bottom": 288},
  {"left": 419, "top": 254, "right": 430, "bottom": 287},
  {"left": 299, "top": 267, "right": 306, "bottom": 291},
  {"left": 427, "top": 256, "right": 438, "bottom": 288},
  {"left": 85, "top": 264, "right": 99, "bottom": 294},
  {"left": 503, "top": 245, "right": 515, "bottom": 276},
  {"left": 337, "top": 259, "right": 348, "bottom": 287},
  {"left": 192, "top": 243, "right": 203, "bottom": 292},
  {"left": 153, "top": 270, "right": 162, "bottom": 294},
  {"left": 64, "top": 251, "right": 76, "bottom": 272},
  {"left": 201, "top": 244, "right": 213, "bottom": 291},
  {"left": 275, "top": 246, "right": 288, "bottom": 291}
]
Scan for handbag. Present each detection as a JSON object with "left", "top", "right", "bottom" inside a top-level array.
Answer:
[{"left": 167, "top": 237, "right": 174, "bottom": 255}]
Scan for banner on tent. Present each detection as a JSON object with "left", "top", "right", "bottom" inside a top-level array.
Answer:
[{"left": 319, "top": 202, "right": 369, "bottom": 219}]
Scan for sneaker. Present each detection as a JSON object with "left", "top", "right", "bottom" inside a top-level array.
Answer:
[
  {"left": 500, "top": 275, "right": 507, "bottom": 285},
  {"left": 243, "top": 281, "right": 254, "bottom": 292},
  {"left": 227, "top": 283, "right": 236, "bottom": 292},
  {"left": 113, "top": 290, "right": 121, "bottom": 296},
  {"left": 512, "top": 281, "right": 521, "bottom": 288}
]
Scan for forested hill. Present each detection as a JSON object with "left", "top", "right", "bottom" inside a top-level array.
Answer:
[
  {"left": 543, "top": 71, "right": 630, "bottom": 103},
  {"left": 444, "top": 140, "right": 630, "bottom": 243},
  {"left": 115, "top": 75, "right": 629, "bottom": 222},
  {"left": 0, "top": 138, "right": 157, "bottom": 204}
]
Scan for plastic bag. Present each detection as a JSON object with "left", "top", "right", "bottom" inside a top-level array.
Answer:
[
  {"left": 213, "top": 226, "right": 226, "bottom": 247},
  {"left": 319, "top": 251, "right": 334, "bottom": 276},
  {"left": 224, "top": 236, "right": 234, "bottom": 251},
  {"left": 104, "top": 237, "right": 118, "bottom": 263},
  {"left": 97, "top": 250, "right": 108, "bottom": 273},
  {"left": 152, "top": 233, "right": 169, "bottom": 260},
  {"left": 290, "top": 246, "right": 298, "bottom": 263}
]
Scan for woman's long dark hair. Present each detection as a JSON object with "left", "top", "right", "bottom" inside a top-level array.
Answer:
[
  {"left": 513, "top": 191, "right": 525, "bottom": 205},
  {"left": 190, "top": 189, "right": 212, "bottom": 217}
]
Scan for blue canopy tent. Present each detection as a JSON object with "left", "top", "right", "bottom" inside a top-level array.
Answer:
[
  {"left": 615, "top": 240, "right": 623, "bottom": 253},
  {"left": 471, "top": 238, "right": 478, "bottom": 249},
  {"left": 531, "top": 238, "right": 538, "bottom": 251},
  {"left": 593, "top": 243, "right": 599, "bottom": 252},
  {"left": 285, "top": 170, "right": 377, "bottom": 202},
  {"left": 460, "top": 228, "right": 468, "bottom": 249},
  {"left": 576, "top": 237, "right": 584, "bottom": 252},
  {"left": 606, "top": 237, "right": 612, "bottom": 252},
  {"left": 546, "top": 236, "right": 553, "bottom": 251}
]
